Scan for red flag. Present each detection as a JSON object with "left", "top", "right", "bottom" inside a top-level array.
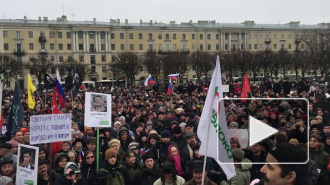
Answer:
[
  {"left": 52, "top": 87, "right": 60, "bottom": 114},
  {"left": 0, "top": 108, "right": 3, "bottom": 128},
  {"left": 241, "top": 74, "right": 251, "bottom": 102}
]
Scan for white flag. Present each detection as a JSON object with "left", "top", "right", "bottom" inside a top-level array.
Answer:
[
  {"left": 197, "top": 55, "right": 236, "bottom": 179},
  {"left": 56, "top": 69, "right": 61, "bottom": 83}
]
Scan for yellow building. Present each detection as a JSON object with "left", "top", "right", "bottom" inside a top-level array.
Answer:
[{"left": 0, "top": 16, "right": 328, "bottom": 89}]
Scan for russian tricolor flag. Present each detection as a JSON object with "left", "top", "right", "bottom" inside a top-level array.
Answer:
[
  {"left": 168, "top": 74, "right": 179, "bottom": 80},
  {"left": 168, "top": 78, "right": 173, "bottom": 95},
  {"left": 144, "top": 74, "right": 154, "bottom": 87},
  {"left": 55, "top": 78, "right": 66, "bottom": 108}
]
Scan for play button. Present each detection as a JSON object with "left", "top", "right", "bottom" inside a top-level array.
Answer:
[{"left": 249, "top": 116, "right": 278, "bottom": 146}]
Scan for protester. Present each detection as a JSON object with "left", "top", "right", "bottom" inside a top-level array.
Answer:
[
  {"left": 37, "top": 159, "right": 62, "bottom": 185},
  {"left": 154, "top": 161, "right": 185, "bottom": 185},
  {"left": 63, "top": 162, "right": 88, "bottom": 185}
]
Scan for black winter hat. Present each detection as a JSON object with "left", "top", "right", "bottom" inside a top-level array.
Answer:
[
  {"left": 173, "top": 126, "right": 182, "bottom": 134},
  {"left": 0, "top": 143, "right": 12, "bottom": 150},
  {"left": 142, "top": 151, "right": 155, "bottom": 163},
  {"left": 269, "top": 143, "right": 307, "bottom": 163}
]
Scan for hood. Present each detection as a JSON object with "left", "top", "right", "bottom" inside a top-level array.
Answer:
[
  {"left": 64, "top": 162, "right": 79, "bottom": 175},
  {"left": 240, "top": 158, "right": 252, "bottom": 170}
]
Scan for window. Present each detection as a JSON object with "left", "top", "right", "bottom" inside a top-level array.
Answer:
[
  {"left": 139, "top": 44, "right": 143, "bottom": 50},
  {"left": 111, "top": 55, "right": 116, "bottom": 61},
  {"left": 120, "top": 33, "right": 124, "bottom": 39},
  {"left": 89, "top": 32, "right": 94, "bottom": 39},
  {"left": 49, "top": 32, "right": 55, "bottom": 38},
  {"left": 50, "top": 44, "right": 54, "bottom": 50},
  {"left": 58, "top": 32, "right": 62, "bottom": 38},
  {"left": 111, "top": 33, "right": 115, "bottom": 39},
  {"left": 288, "top": 34, "right": 291, "bottom": 39},
  {"left": 232, "top": 44, "right": 236, "bottom": 51},
  {"left": 232, "top": 34, "right": 236, "bottom": 39},
  {"left": 158, "top": 33, "right": 162, "bottom": 39},
  {"left": 102, "top": 67, "right": 106, "bottom": 73},
  {"left": 79, "top": 44, "right": 83, "bottom": 50},
  {"left": 241, "top": 33, "right": 245, "bottom": 40},
  {"left": 29, "top": 43, "right": 33, "bottom": 50},
  {"left": 301, "top": 44, "right": 305, "bottom": 49},
  {"left": 173, "top": 34, "right": 176, "bottom": 40},
  {"left": 29, "top": 31, "right": 33, "bottom": 38},
  {"left": 50, "top": 56, "right": 55, "bottom": 62},
  {"left": 102, "top": 55, "right": 106, "bottom": 61},
  {"left": 3, "top": 31, "right": 7, "bottom": 38},
  {"left": 182, "top": 34, "right": 186, "bottom": 40},
  {"left": 200, "top": 44, "right": 203, "bottom": 50},
  {"left": 111, "top": 44, "right": 115, "bottom": 50},
  {"left": 129, "top": 33, "right": 133, "bottom": 39},
  {"left": 225, "top": 33, "right": 229, "bottom": 39},
  {"left": 159, "top": 44, "right": 162, "bottom": 50},
  {"left": 90, "top": 56, "right": 95, "bottom": 64},
  {"left": 139, "top": 33, "right": 143, "bottom": 39},
  {"left": 225, "top": 44, "right": 228, "bottom": 50},
  {"left": 266, "top": 34, "right": 269, "bottom": 39},
  {"left": 207, "top": 34, "right": 211, "bottom": 40},
  {"left": 254, "top": 34, "right": 257, "bottom": 39},
  {"left": 165, "top": 44, "right": 170, "bottom": 51},
  {"left": 249, "top": 44, "right": 251, "bottom": 49},
  {"left": 260, "top": 44, "right": 263, "bottom": 49},
  {"left": 281, "top": 34, "right": 284, "bottom": 39},
  {"left": 192, "top": 44, "right": 195, "bottom": 50},
  {"left": 166, "top": 34, "right": 169, "bottom": 40},
  {"left": 78, "top": 31, "right": 83, "bottom": 38},
  {"left": 289, "top": 44, "right": 291, "bottom": 49},
  {"left": 274, "top": 44, "right": 277, "bottom": 49},
  {"left": 149, "top": 33, "right": 153, "bottom": 40},
  {"left": 41, "top": 43, "right": 45, "bottom": 49},
  {"left": 91, "top": 66, "right": 96, "bottom": 73},
  {"left": 59, "top": 56, "right": 64, "bottom": 62},
  {"left": 200, "top": 34, "right": 203, "bottom": 39},
  {"left": 182, "top": 44, "right": 187, "bottom": 51},
  {"left": 254, "top": 44, "right": 257, "bottom": 49},
  {"left": 100, "top": 32, "right": 105, "bottom": 39},
  {"left": 67, "top": 32, "right": 71, "bottom": 39},
  {"left": 192, "top": 34, "right": 195, "bottom": 40},
  {"left": 207, "top": 44, "right": 211, "bottom": 50},
  {"left": 241, "top": 44, "right": 244, "bottom": 50},
  {"left": 260, "top": 34, "right": 263, "bottom": 39},
  {"left": 281, "top": 43, "right": 285, "bottom": 49},
  {"left": 68, "top": 56, "right": 73, "bottom": 61},
  {"left": 101, "top": 44, "right": 105, "bottom": 50},
  {"left": 16, "top": 31, "right": 21, "bottom": 38},
  {"left": 216, "top": 34, "right": 219, "bottom": 39},
  {"left": 79, "top": 55, "right": 84, "bottom": 62},
  {"left": 173, "top": 44, "right": 177, "bottom": 50},
  {"left": 130, "top": 44, "right": 134, "bottom": 50},
  {"left": 248, "top": 34, "right": 251, "bottom": 39},
  {"left": 67, "top": 44, "right": 72, "bottom": 50},
  {"left": 216, "top": 44, "right": 219, "bottom": 50},
  {"left": 59, "top": 44, "right": 63, "bottom": 50},
  {"left": 120, "top": 44, "right": 125, "bottom": 50}
]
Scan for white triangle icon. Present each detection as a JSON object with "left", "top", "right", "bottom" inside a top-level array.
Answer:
[{"left": 249, "top": 116, "right": 278, "bottom": 146}]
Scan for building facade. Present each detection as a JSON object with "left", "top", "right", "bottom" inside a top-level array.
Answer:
[{"left": 0, "top": 16, "right": 328, "bottom": 89}]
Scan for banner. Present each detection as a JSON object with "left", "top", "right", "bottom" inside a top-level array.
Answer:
[
  {"left": 85, "top": 92, "right": 112, "bottom": 127},
  {"left": 228, "top": 129, "right": 249, "bottom": 149},
  {"left": 16, "top": 144, "right": 39, "bottom": 185},
  {"left": 29, "top": 114, "right": 72, "bottom": 145}
]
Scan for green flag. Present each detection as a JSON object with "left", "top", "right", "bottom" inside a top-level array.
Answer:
[{"left": 8, "top": 83, "right": 24, "bottom": 133}]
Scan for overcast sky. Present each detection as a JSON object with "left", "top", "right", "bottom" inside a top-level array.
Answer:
[{"left": 2, "top": 0, "right": 330, "bottom": 25}]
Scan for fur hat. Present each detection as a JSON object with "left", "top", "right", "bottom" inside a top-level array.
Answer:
[
  {"left": 108, "top": 139, "right": 120, "bottom": 147},
  {"left": 105, "top": 148, "right": 117, "bottom": 160}
]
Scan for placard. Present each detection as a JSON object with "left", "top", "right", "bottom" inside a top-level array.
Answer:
[
  {"left": 16, "top": 144, "right": 39, "bottom": 185},
  {"left": 85, "top": 92, "right": 112, "bottom": 127},
  {"left": 29, "top": 114, "right": 72, "bottom": 145},
  {"left": 228, "top": 129, "right": 249, "bottom": 149}
]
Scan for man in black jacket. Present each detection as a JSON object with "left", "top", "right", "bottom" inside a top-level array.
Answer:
[
  {"left": 244, "top": 142, "right": 267, "bottom": 182},
  {"left": 134, "top": 152, "right": 162, "bottom": 185},
  {"left": 282, "top": 78, "right": 292, "bottom": 96},
  {"left": 37, "top": 160, "right": 62, "bottom": 185}
]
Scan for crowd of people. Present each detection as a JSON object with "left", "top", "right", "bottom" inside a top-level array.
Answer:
[{"left": 0, "top": 77, "right": 329, "bottom": 185}]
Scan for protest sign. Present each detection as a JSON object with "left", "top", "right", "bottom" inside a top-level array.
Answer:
[
  {"left": 16, "top": 144, "right": 39, "bottom": 185},
  {"left": 222, "top": 85, "right": 229, "bottom": 92},
  {"left": 228, "top": 129, "right": 249, "bottom": 149},
  {"left": 29, "top": 114, "right": 72, "bottom": 145},
  {"left": 85, "top": 92, "right": 112, "bottom": 127}
]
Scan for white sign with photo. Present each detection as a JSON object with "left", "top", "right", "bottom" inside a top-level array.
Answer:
[
  {"left": 228, "top": 129, "right": 249, "bottom": 149},
  {"left": 85, "top": 92, "right": 112, "bottom": 127},
  {"left": 16, "top": 144, "right": 39, "bottom": 185},
  {"left": 29, "top": 114, "right": 72, "bottom": 145}
]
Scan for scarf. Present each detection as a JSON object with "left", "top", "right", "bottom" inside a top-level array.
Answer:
[{"left": 168, "top": 144, "right": 184, "bottom": 176}]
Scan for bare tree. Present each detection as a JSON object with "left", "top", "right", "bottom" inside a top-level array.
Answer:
[
  {"left": 57, "top": 59, "right": 91, "bottom": 80},
  {"left": 219, "top": 52, "right": 236, "bottom": 81},
  {"left": 110, "top": 52, "right": 141, "bottom": 86},
  {"left": 141, "top": 50, "right": 162, "bottom": 81},
  {"left": 162, "top": 52, "right": 189, "bottom": 82},
  {"left": 189, "top": 51, "right": 215, "bottom": 82},
  {"left": 0, "top": 54, "right": 23, "bottom": 85},
  {"left": 26, "top": 56, "right": 53, "bottom": 90},
  {"left": 248, "top": 52, "right": 263, "bottom": 83}
]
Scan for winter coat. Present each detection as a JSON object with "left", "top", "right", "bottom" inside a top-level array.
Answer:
[
  {"left": 220, "top": 158, "right": 252, "bottom": 185},
  {"left": 244, "top": 150, "right": 266, "bottom": 182},
  {"left": 37, "top": 172, "right": 62, "bottom": 185},
  {"left": 184, "top": 177, "right": 217, "bottom": 185},
  {"left": 149, "top": 141, "right": 177, "bottom": 164},
  {"left": 286, "top": 128, "right": 308, "bottom": 143},
  {"left": 81, "top": 160, "right": 97, "bottom": 185},
  {"left": 310, "top": 144, "right": 329, "bottom": 185},
  {"left": 94, "top": 161, "right": 127, "bottom": 185},
  {"left": 282, "top": 81, "right": 292, "bottom": 95},
  {"left": 309, "top": 159, "right": 319, "bottom": 185},
  {"left": 153, "top": 175, "right": 185, "bottom": 185},
  {"left": 272, "top": 83, "right": 282, "bottom": 94},
  {"left": 63, "top": 177, "right": 88, "bottom": 185},
  {"left": 134, "top": 163, "right": 162, "bottom": 185},
  {"left": 171, "top": 135, "right": 187, "bottom": 150},
  {"left": 124, "top": 162, "right": 141, "bottom": 185}
]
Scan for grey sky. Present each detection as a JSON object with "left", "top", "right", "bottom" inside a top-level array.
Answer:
[{"left": 2, "top": 0, "right": 330, "bottom": 25}]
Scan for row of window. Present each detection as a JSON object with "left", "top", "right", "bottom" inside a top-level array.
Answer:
[
  {"left": 247, "top": 33, "right": 299, "bottom": 40},
  {"left": 3, "top": 31, "right": 72, "bottom": 39}
]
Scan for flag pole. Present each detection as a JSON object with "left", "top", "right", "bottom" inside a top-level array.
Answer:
[
  {"left": 49, "top": 143, "right": 53, "bottom": 185},
  {"left": 202, "top": 100, "right": 219, "bottom": 185},
  {"left": 96, "top": 127, "right": 100, "bottom": 172},
  {"left": 71, "top": 90, "right": 74, "bottom": 108}
]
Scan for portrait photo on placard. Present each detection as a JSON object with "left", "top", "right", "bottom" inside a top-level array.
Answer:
[
  {"left": 19, "top": 146, "right": 36, "bottom": 170},
  {"left": 90, "top": 94, "right": 107, "bottom": 112}
]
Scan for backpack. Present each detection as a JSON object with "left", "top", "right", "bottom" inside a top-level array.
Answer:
[{"left": 99, "top": 167, "right": 125, "bottom": 185}]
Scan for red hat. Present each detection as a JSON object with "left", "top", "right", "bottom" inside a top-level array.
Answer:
[
  {"left": 21, "top": 128, "right": 30, "bottom": 135},
  {"left": 269, "top": 112, "right": 277, "bottom": 117}
]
